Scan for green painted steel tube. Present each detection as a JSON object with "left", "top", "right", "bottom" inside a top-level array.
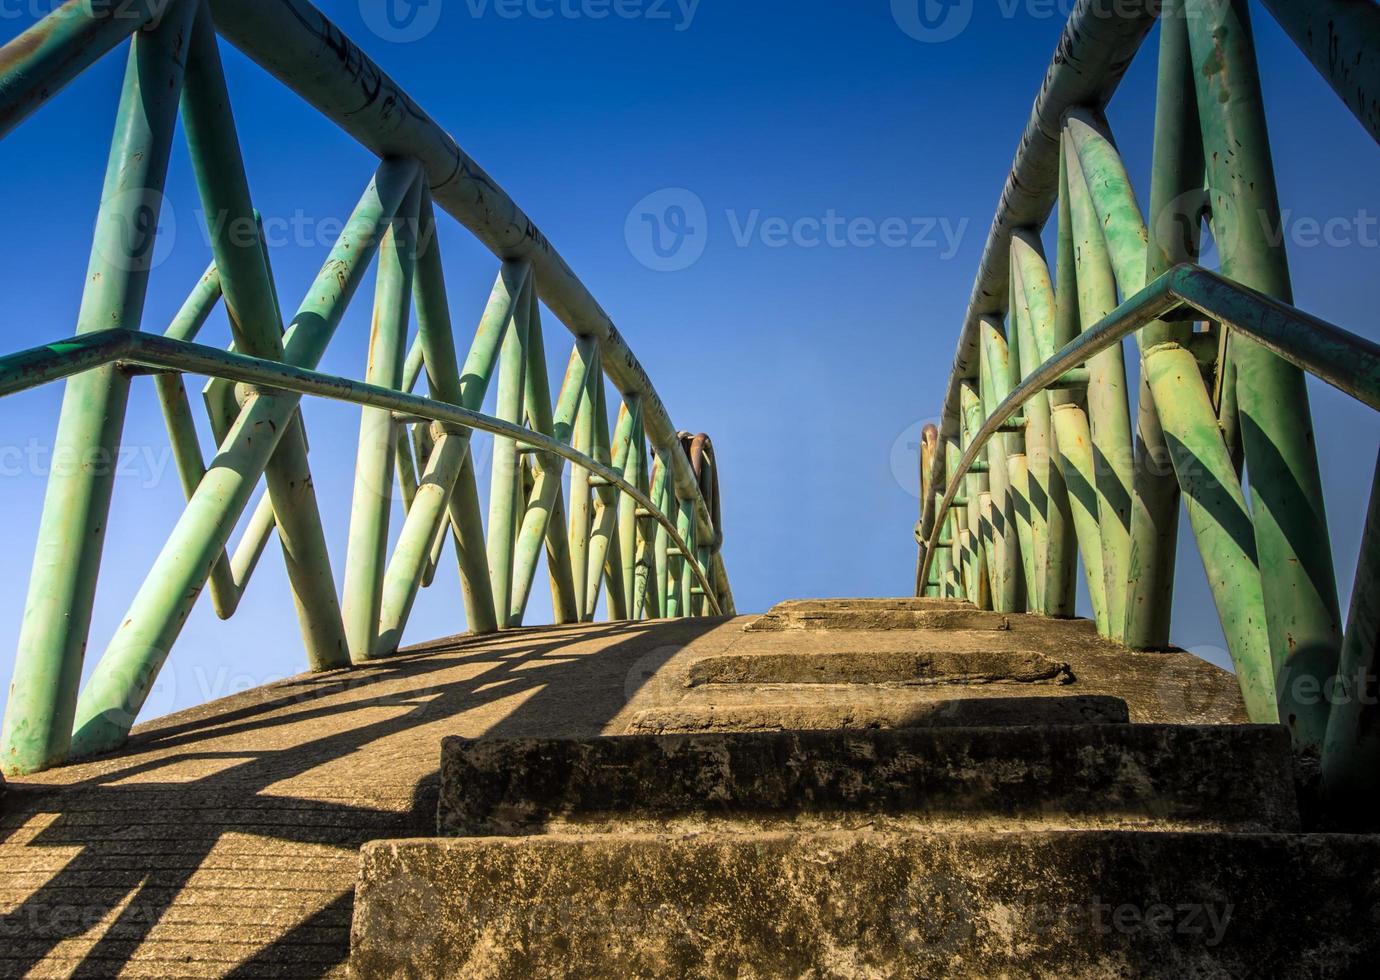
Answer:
[
  {"left": 1050, "top": 401, "right": 1110, "bottom": 632},
  {"left": 381, "top": 245, "right": 528, "bottom": 645},
  {"left": 960, "top": 383, "right": 993, "bottom": 610},
  {"left": 1257, "top": 0, "right": 1380, "bottom": 144},
  {"left": 0, "top": 326, "right": 722, "bottom": 620},
  {"left": 585, "top": 400, "right": 635, "bottom": 620},
  {"left": 568, "top": 350, "right": 598, "bottom": 621},
  {"left": 1033, "top": 107, "right": 1280, "bottom": 714},
  {"left": 342, "top": 178, "right": 421, "bottom": 663},
  {"left": 182, "top": 6, "right": 348, "bottom": 670},
  {"left": 619, "top": 401, "right": 644, "bottom": 618},
  {"left": 1189, "top": 0, "right": 1343, "bottom": 751},
  {"left": 1063, "top": 128, "right": 1136, "bottom": 640},
  {"left": 651, "top": 459, "right": 671, "bottom": 617},
  {"left": 1321, "top": 448, "right": 1380, "bottom": 821},
  {"left": 978, "top": 321, "right": 1021, "bottom": 613},
  {"left": 1008, "top": 270, "right": 1047, "bottom": 612},
  {"left": 66, "top": 159, "right": 419, "bottom": 759},
  {"left": 207, "top": 0, "right": 726, "bottom": 580},
  {"left": 1121, "top": 0, "right": 1199, "bottom": 648},
  {"left": 0, "top": 3, "right": 195, "bottom": 777},
  {"left": 486, "top": 275, "right": 532, "bottom": 627},
  {"left": 917, "top": 0, "right": 1159, "bottom": 551},
  {"left": 155, "top": 264, "right": 260, "bottom": 620},
  {"left": 448, "top": 454, "right": 499, "bottom": 636},
  {"left": 1011, "top": 232, "right": 1077, "bottom": 617},
  {"left": 511, "top": 336, "right": 592, "bottom": 626},
  {"left": 0, "top": 0, "right": 167, "bottom": 139}
]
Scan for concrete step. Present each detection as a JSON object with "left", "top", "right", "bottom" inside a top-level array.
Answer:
[
  {"left": 624, "top": 692, "right": 1130, "bottom": 733},
  {"left": 684, "top": 647, "right": 1075, "bottom": 686},
  {"left": 746, "top": 599, "right": 1103, "bottom": 634},
  {"left": 352, "top": 830, "right": 1380, "bottom": 979},
  {"left": 437, "top": 725, "right": 1299, "bottom": 836}
]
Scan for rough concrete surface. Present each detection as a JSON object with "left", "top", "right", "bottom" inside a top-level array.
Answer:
[
  {"left": 0, "top": 602, "right": 1272, "bottom": 976},
  {"left": 352, "top": 831, "right": 1380, "bottom": 979},
  {"left": 437, "top": 726, "right": 1300, "bottom": 836}
]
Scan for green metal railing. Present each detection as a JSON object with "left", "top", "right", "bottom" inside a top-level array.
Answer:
[
  {"left": 0, "top": 0, "right": 733, "bottom": 776},
  {"left": 914, "top": 0, "right": 1379, "bottom": 818}
]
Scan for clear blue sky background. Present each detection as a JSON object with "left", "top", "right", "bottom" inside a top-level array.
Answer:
[{"left": 0, "top": 1, "right": 1375, "bottom": 716}]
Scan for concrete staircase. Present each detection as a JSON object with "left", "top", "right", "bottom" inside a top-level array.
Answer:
[{"left": 350, "top": 600, "right": 1380, "bottom": 978}]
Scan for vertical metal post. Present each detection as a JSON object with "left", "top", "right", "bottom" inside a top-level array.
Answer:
[
  {"left": 376, "top": 207, "right": 527, "bottom": 650},
  {"left": 342, "top": 179, "right": 422, "bottom": 662},
  {"left": 181, "top": 5, "right": 348, "bottom": 669},
  {"left": 486, "top": 277, "right": 532, "bottom": 626},
  {"left": 1011, "top": 232, "right": 1079, "bottom": 619},
  {"left": 1064, "top": 111, "right": 1278, "bottom": 723},
  {"left": 619, "top": 400, "right": 644, "bottom": 617},
  {"left": 69, "top": 160, "right": 422, "bottom": 758},
  {"left": 1063, "top": 124, "right": 1136, "bottom": 641},
  {"left": 511, "top": 335, "right": 592, "bottom": 625},
  {"left": 978, "top": 319, "right": 1022, "bottom": 613},
  {"left": 1189, "top": 0, "right": 1343, "bottom": 750},
  {"left": 1, "top": 2, "right": 195, "bottom": 775},
  {"left": 568, "top": 351, "right": 599, "bottom": 620}
]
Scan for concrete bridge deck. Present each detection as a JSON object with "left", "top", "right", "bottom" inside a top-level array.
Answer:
[{"left": 0, "top": 606, "right": 1245, "bottom": 977}]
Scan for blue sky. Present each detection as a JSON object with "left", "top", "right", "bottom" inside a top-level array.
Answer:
[{"left": 0, "top": 0, "right": 1375, "bottom": 715}]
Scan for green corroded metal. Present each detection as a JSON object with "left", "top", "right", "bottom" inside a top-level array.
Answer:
[
  {"left": 919, "top": 0, "right": 1376, "bottom": 783},
  {"left": 1062, "top": 124, "right": 1135, "bottom": 641},
  {"left": 1188, "top": 0, "right": 1343, "bottom": 752},
  {"left": 1122, "top": 0, "right": 1198, "bottom": 650},
  {"left": 0, "top": 2, "right": 196, "bottom": 777},
  {"left": 343, "top": 178, "right": 422, "bottom": 664},
  {"left": 0, "top": 0, "right": 730, "bottom": 775}
]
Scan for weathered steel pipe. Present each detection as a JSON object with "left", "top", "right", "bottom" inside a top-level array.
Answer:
[
  {"left": 1121, "top": 0, "right": 1199, "bottom": 649},
  {"left": 916, "top": 263, "right": 1380, "bottom": 590},
  {"left": 1257, "top": 0, "right": 1380, "bottom": 144},
  {"left": 182, "top": 5, "right": 349, "bottom": 670},
  {"left": 205, "top": 0, "right": 730, "bottom": 610},
  {"left": 1190, "top": 0, "right": 1344, "bottom": 752},
  {"left": 67, "top": 159, "right": 420, "bottom": 759},
  {"left": 0, "top": 0, "right": 167, "bottom": 139},
  {"left": 0, "top": 2, "right": 196, "bottom": 777},
  {"left": 919, "top": 0, "right": 1159, "bottom": 550}
]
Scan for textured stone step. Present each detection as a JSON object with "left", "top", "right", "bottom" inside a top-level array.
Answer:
[
  {"left": 625, "top": 693, "right": 1130, "bottom": 733},
  {"left": 684, "top": 648, "right": 1074, "bottom": 686},
  {"left": 352, "top": 830, "right": 1380, "bottom": 979},
  {"left": 438, "top": 725, "right": 1298, "bottom": 836},
  {"left": 748, "top": 606, "right": 1017, "bottom": 632}
]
